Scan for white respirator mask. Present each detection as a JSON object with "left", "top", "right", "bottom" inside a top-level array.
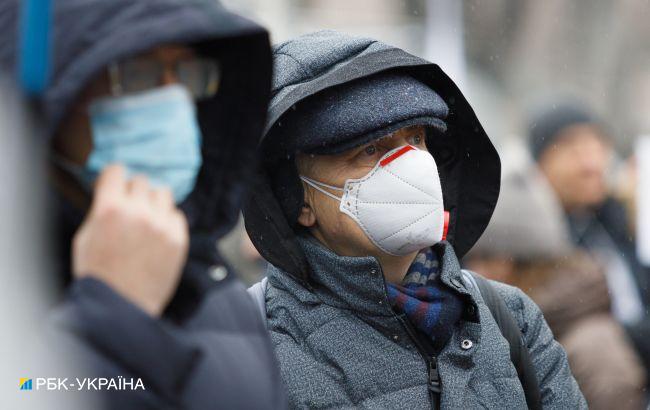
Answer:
[{"left": 300, "top": 145, "right": 447, "bottom": 256}]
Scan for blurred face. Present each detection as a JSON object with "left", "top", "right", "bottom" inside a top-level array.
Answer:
[
  {"left": 52, "top": 45, "right": 198, "bottom": 166},
  {"left": 296, "top": 126, "right": 427, "bottom": 269},
  {"left": 538, "top": 124, "right": 612, "bottom": 211},
  {"left": 50, "top": 45, "right": 203, "bottom": 207}
]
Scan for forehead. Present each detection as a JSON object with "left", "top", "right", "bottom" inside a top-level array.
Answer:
[{"left": 554, "top": 124, "right": 610, "bottom": 148}]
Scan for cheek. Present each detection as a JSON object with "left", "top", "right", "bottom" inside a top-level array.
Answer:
[
  {"left": 332, "top": 212, "right": 378, "bottom": 256},
  {"left": 312, "top": 196, "right": 376, "bottom": 253},
  {"left": 316, "top": 199, "right": 353, "bottom": 236},
  {"left": 311, "top": 195, "right": 342, "bottom": 230},
  {"left": 553, "top": 155, "right": 581, "bottom": 182}
]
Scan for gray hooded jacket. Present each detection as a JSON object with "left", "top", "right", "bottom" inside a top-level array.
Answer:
[
  {"left": 244, "top": 31, "right": 585, "bottom": 409},
  {"left": 265, "top": 237, "right": 586, "bottom": 409}
]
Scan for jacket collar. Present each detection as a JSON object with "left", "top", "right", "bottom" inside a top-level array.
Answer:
[{"left": 269, "top": 235, "right": 473, "bottom": 317}]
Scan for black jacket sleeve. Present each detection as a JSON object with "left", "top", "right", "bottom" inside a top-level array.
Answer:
[{"left": 50, "top": 277, "right": 287, "bottom": 409}]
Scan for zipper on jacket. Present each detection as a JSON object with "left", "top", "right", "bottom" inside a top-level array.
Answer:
[
  {"left": 397, "top": 316, "right": 441, "bottom": 409},
  {"left": 379, "top": 267, "right": 440, "bottom": 409},
  {"left": 428, "top": 356, "right": 441, "bottom": 394}
]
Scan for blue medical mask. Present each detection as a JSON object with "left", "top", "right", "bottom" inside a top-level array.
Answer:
[{"left": 71, "top": 84, "right": 202, "bottom": 202}]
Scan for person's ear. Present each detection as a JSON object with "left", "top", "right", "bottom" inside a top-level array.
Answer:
[{"left": 297, "top": 185, "right": 316, "bottom": 228}]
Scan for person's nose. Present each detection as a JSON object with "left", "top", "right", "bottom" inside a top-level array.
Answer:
[
  {"left": 382, "top": 135, "right": 409, "bottom": 152},
  {"left": 578, "top": 146, "right": 605, "bottom": 174}
]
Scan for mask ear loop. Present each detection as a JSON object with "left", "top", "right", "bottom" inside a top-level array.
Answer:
[{"left": 300, "top": 176, "right": 344, "bottom": 202}]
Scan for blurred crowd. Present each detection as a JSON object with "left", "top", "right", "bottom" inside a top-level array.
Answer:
[{"left": 466, "top": 105, "right": 650, "bottom": 409}]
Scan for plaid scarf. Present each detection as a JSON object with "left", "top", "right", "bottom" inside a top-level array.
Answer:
[{"left": 387, "top": 247, "right": 464, "bottom": 350}]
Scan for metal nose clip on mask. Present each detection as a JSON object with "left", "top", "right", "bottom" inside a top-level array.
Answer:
[{"left": 300, "top": 145, "right": 445, "bottom": 256}]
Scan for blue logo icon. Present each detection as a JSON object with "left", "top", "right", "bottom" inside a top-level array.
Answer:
[{"left": 20, "top": 378, "right": 32, "bottom": 390}]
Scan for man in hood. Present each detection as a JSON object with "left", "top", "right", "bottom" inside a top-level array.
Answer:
[
  {"left": 1, "top": 1, "right": 285, "bottom": 408},
  {"left": 244, "top": 30, "right": 585, "bottom": 409}
]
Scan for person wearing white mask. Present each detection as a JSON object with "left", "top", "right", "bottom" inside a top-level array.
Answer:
[{"left": 244, "top": 31, "right": 585, "bottom": 409}]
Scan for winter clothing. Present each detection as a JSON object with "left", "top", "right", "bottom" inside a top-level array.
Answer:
[
  {"left": 387, "top": 248, "right": 465, "bottom": 353},
  {"left": 567, "top": 198, "right": 650, "bottom": 315},
  {"left": 568, "top": 197, "right": 650, "bottom": 382},
  {"left": 266, "top": 73, "right": 450, "bottom": 233},
  {"left": 1, "top": 1, "right": 285, "bottom": 409},
  {"left": 512, "top": 255, "right": 609, "bottom": 339},
  {"left": 244, "top": 30, "right": 584, "bottom": 409},
  {"left": 511, "top": 257, "right": 647, "bottom": 410},
  {"left": 562, "top": 315, "right": 647, "bottom": 410},
  {"left": 469, "top": 165, "right": 572, "bottom": 260},
  {"left": 527, "top": 102, "right": 599, "bottom": 160},
  {"left": 467, "top": 162, "right": 647, "bottom": 409},
  {"left": 270, "top": 71, "right": 448, "bottom": 156},
  {"left": 526, "top": 101, "right": 650, "bottom": 383},
  {"left": 265, "top": 236, "right": 585, "bottom": 409},
  {"left": 267, "top": 72, "right": 450, "bottom": 238},
  {"left": 1, "top": 0, "right": 271, "bottom": 236},
  {"left": 244, "top": 30, "right": 502, "bottom": 281}
]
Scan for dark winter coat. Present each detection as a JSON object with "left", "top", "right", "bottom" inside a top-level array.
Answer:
[
  {"left": 0, "top": 1, "right": 285, "bottom": 408},
  {"left": 508, "top": 253, "right": 647, "bottom": 409},
  {"left": 568, "top": 196, "right": 650, "bottom": 384}
]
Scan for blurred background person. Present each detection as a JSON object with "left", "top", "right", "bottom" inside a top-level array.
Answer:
[
  {"left": 1, "top": 0, "right": 285, "bottom": 408},
  {"left": 465, "top": 160, "right": 647, "bottom": 409},
  {"left": 527, "top": 103, "right": 650, "bottom": 385}
]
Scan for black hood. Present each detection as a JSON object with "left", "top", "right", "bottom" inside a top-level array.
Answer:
[
  {"left": 0, "top": 0, "right": 272, "bottom": 237},
  {"left": 243, "top": 30, "right": 501, "bottom": 285}
]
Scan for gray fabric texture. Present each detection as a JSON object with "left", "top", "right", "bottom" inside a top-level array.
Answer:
[
  {"left": 271, "top": 71, "right": 448, "bottom": 155},
  {"left": 266, "top": 237, "right": 586, "bottom": 409}
]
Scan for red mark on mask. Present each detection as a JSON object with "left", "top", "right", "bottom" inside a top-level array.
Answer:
[
  {"left": 442, "top": 211, "right": 450, "bottom": 241},
  {"left": 379, "top": 145, "right": 415, "bottom": 167}
]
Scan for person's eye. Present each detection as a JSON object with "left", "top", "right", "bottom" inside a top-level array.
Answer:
[
  {"left": 364, "top": 144, "right": 377, "bottom": 156},
  {"left": 407, "top": 133, "right": 423, "bottom": 146}
]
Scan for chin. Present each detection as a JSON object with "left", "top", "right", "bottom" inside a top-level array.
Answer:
[{"left": 578, "top": 193, "right": 606, "bottom": 209}]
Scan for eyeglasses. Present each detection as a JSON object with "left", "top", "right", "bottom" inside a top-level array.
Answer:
[{"left": 108, "top": 57, "right": 220, "bottom": 99}]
